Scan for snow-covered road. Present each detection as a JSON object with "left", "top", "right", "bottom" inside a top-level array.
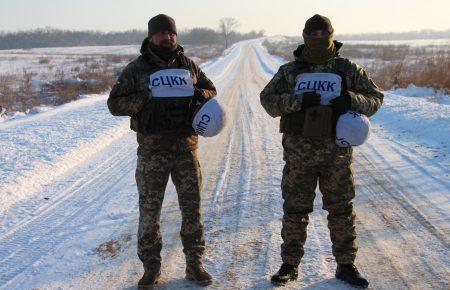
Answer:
[{"left": 0, "top": 39, "right": 448, "bottom": 289}]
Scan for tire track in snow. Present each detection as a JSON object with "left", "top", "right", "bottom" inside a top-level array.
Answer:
[
  {"left": 354, "top": 147, "right": 449, "bottom": 289},
  {"left": 190, "top": 43, "right": 285, "bottom": 289},
  {"left": 0, "top": 133, "right": 137, "bottom": 288},
  {"left": 357, "top": 145, "right": 448, "bottom": 247}
]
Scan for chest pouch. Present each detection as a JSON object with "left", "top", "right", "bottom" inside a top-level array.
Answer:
[{"left": 302, "top": 106, "right": 333, "bottom": 140}]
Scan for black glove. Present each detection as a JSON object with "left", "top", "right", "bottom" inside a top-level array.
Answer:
[
  {"left": 330, "top": 91, "right": 351, "bottom": 115},
  {"left": 301, "top": 91, "right": 321, "bottom": 110},
  {"left": 194, "top": 87, "right": 206, "bottom": 102}
]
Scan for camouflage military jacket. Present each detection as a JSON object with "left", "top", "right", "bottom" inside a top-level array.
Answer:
[
  {"left": 260, "top": 41, "right": 384, "bottom": 164},
  {"left": 260, "top": 41, "right": 383, "bottom": 120},
  {"left": 107, "top": 38, "right": 216, "bottom": 154}
]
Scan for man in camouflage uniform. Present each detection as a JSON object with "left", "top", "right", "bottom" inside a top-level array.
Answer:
[
  {"left": 260, "top": 15, "right": 383, "bottom": 288},
  {"left": 107, "top": 14, "right": 216, "bottom": 288}
]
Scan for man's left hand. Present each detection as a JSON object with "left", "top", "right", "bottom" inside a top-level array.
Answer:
[{"left": 330, "top": 91, "right": 352, "bottom": 115}]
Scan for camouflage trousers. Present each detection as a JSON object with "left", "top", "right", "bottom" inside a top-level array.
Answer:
[
  {"left": 135, "top": 150, "right": 205, "bottom": 271},
  {"left": 280, "top": 135, "right": 357, "bottom": 266}
]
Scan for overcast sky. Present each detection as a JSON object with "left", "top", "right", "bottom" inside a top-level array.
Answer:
[{"left": 1, "top": 0, "right": 449, "bottom": 35}]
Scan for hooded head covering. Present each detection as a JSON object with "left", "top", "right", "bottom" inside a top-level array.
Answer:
[{"left": 301, "top": 14, "right": 336, "bottom": 64}]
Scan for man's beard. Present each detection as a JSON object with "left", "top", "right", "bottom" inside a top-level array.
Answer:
[{"left": 159, "top": 40, "right": 176, "bottom": 50}]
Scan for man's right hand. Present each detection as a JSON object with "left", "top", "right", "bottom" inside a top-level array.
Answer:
[{"left": 301, "top": 91, "right": 321, "bottom": 110}]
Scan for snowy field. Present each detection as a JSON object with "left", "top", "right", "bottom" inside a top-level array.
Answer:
[
  {"left": 0, "top": 45, "right": 137, "bottom": 81},
  {"left": 0, "top": 43, "right": 223, "bottom": 118},
  {"left": 0, "top": 38, "right": 449, "bottom": 289},
  {"left": 343, "top": 38, "right": 450, "bottom": 47},
  {"left": 0, "top": 44, "right": 222, "bottom": 76}
]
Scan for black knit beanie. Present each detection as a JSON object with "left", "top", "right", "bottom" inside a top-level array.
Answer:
[
  {"left": 148, "top": 14, "right": 177, "bottom": 36},
  {"left": 303, "top": 14, "right": 333, "bottom": 35}
]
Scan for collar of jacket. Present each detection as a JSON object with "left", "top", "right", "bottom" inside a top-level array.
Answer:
[
  {"left": 293, "top": 40, "right": 343, "bottom": 65},
  {"left": 140, "top": 37, "right": 184, "bottom": 68}
]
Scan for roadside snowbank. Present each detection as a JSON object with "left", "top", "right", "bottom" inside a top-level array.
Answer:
[
  {"left": 389, "top": 84, "right": 450, "bottom": 105},
  {"left": 371, "top": 87, "right": 450, "bottom": 163},
  {"left": 0, "top": 95, "right": 130, "bottom": 220}
]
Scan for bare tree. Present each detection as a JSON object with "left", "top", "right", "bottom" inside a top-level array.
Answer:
[{"left": 219, "top": 18, "right": 239, "bottom": 49}]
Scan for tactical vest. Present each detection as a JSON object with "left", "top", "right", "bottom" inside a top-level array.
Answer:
[
  {"left": 280, "top": 58, "right": 348, "bottom": 136},
  {"left": 139, "top": 68, "right": 196, "bottom": 134}
]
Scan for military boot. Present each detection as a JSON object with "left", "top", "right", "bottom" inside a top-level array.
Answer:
[
  {"left": 186, "top": 262, "right": 212, "bottom": 286},
  {"left": 271, "top": 263, "right": 298, "bottom": 285},
  {"left": 335, "top": 263, "right": 369, "bottom": 288},
  {"left": 138, "top": 268, "right": 161, "bottom": 289}
]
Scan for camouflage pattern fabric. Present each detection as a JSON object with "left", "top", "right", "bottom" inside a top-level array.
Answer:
[
  {"left": 260, "top": 42, "right": 383, "bottom": 266},
  {"left": 107, "top": 38, "right": 214, "bottom": 273},
  {"left": 107, "top": 38, "right": 216, "bottom": 153},
  {"left": 281, "top": 136, "right": 356, "bottom": 265},
  {"left": 260, "top": 41, "right": 383, "bottom": 120},
  {"left": 136, "top": 150, "right": 205, "bottom": 270}
]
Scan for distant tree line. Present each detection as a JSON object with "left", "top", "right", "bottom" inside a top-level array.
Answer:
[
  {"left": 179, "top": 27, "right": 264, "bottom": 46},
  {"left": 0, "top": 28, "right": 146, "bottom": 49},
  {"left": 0, "top": 27, "right": 264, "bottom": 50},
  {"left": 1, "top": 27, "right": 448, "bottom": 50}
]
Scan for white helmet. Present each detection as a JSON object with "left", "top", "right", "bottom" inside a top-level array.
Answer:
[
  {"left": 192, "top": 98, "right": 227, "bottom": 137},
  {"left": 335, "top": 111, "right": 371, "bottom": 147}
]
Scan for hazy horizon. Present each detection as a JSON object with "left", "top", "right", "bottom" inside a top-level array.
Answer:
[
  {"left": 1, "top": 26, "right": 449, "bottom": 37},
  {"left": 1, "top": 0, "right": 450, "bottom": 36}
]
